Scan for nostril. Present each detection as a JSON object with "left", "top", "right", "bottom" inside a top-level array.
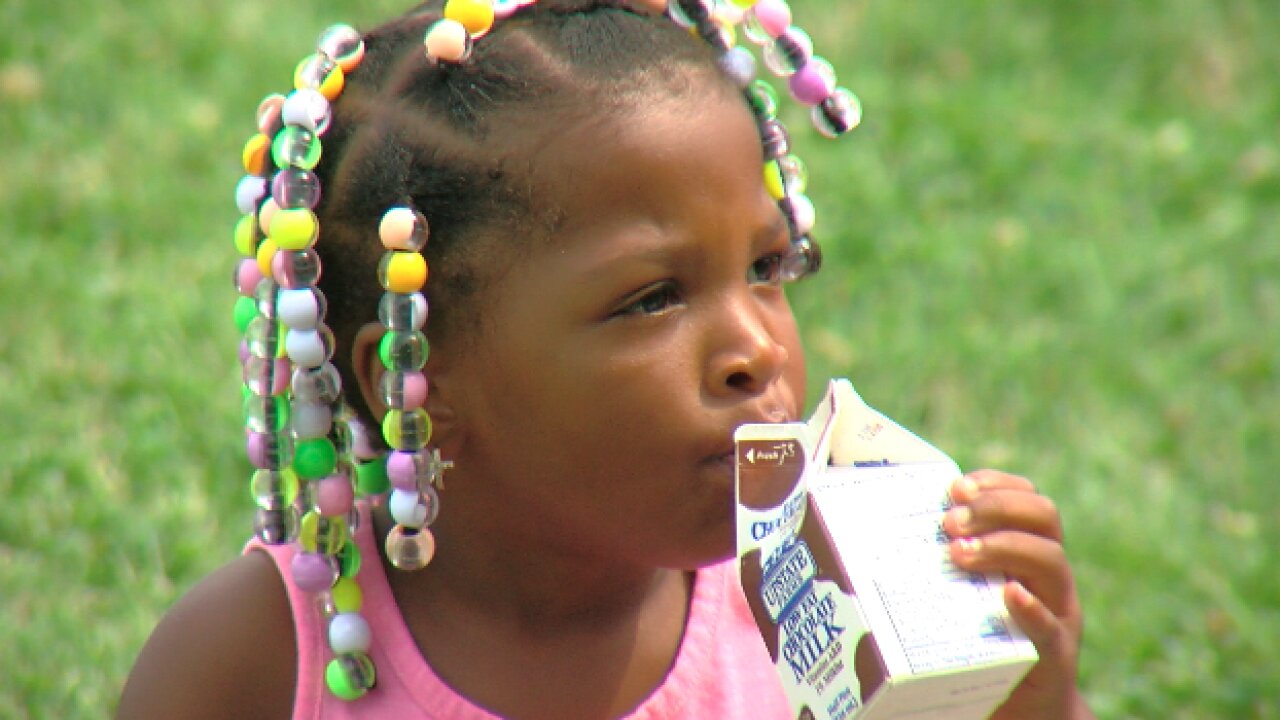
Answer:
[{"left": 725, "top": 370, "right": 754, "bottom": 391}]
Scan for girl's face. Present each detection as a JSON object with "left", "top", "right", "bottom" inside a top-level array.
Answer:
[{"left": 435, "top": 82, "right": 807, "bottom": 569}]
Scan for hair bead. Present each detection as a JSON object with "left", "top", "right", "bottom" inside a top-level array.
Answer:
[
  {"left": 242, "top": 133, "right": 272, "bottom": 176},
  {"left": 317, "top": 24, "right": 366, "bottom": 72},
  {"left": 788, "top": 57, "right": 835, "bottom": 106},
  {"left": 812, "top": 86, "right": 862, "bottom": 137},
  {"left": 379, "top": 207, "right": 429, "bottom": 252},
  {"left": 443, "top": 0, "right": 497, "bottom": 38},
  {"left": 424, "top": 18, "right": 474, "bottom": 64},
  {"left": 294, "top": 53, "right": 346, "bottom": 101}
]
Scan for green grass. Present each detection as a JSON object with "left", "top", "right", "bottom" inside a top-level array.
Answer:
[{"left": 2, "top": 0, "right": 1277, "bottom": 717}]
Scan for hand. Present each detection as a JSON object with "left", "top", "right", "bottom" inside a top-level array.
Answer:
[{"left": 943, "top": 470, "right": 1095, "bottom": 720}]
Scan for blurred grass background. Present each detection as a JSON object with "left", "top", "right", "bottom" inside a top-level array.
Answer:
[{"left": 1, "top": 0, "right": 1276, "bottom": 717}]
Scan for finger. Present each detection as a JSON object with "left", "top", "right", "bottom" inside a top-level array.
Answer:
[
  {"left": 950, "top": 531, "right": 1074, "bottom": 617},
  {"left": 1004, "top": 580, "right": 1062, "bottom": 650},
  {"left": 952, "top": 469, "right": 1038, "bottom": 502},
  {"left": 944, "top": 489, "right": 1064, "bottom": 542}
]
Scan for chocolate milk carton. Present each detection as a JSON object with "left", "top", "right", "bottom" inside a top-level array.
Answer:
[{"left": 734, "top": 380, "right": 1038, "bottom": 720}]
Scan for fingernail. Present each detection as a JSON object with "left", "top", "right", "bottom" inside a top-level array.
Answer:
[
  {"left": 958, "top": 537, "right": 982, "bottom": 555},
  {"left": 949, "top": 506, "right": 973, "bottom": 533},
  {"left": 953, "top": 477, "right": 979, "bottom": 501}
]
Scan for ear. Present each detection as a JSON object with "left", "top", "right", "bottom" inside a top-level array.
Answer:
[{"left": 350, "top": 321, "right": 464, "bottom": 456}]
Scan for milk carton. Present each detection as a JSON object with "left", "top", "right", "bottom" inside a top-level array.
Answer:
[{"left": 734, "top": 380, "right": 1038, "bottom": 720}]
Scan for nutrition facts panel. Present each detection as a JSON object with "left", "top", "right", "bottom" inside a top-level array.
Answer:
[{"left": 810, "top": 462, "right": 1029, "bottom": 674}]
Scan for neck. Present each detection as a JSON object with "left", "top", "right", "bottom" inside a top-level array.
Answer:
[
  {"left": 374, "top": 505, "right": 695, "bottom": 719},
  {"left": 375, "top": 504, "right": 692, "bottom": 636}
]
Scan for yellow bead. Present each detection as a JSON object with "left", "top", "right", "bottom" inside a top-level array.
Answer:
[
  {"left": 763, "top": 160, "right": 785, "bottom": 200},
  {"left": 331, "top": 576, "right": 363, "bottom": 613},
  {"left": 257, "top": 237, "right": 279, "bottom": 278},
  {"left": 729, "top": 0, "right": 758, "bottom": 8},
  {"left": 235, "top": 214, "right": 259, "bottom": 257},
  {"left": 381, "top": 252, "right": 428, "bottom": 294},
  {"left": 444, "top": 0, "right": 495, "bottom": 37},
  {"left": 242, "top": 134, "right": 271, "bottom": 176},
  {"left": 299, "top": 511, "right": 348, "bottom": 554},
  {"left": 318, "top": 64, "right": 345, "bottom": 101},
  {"left": 270, "top": 208, "right": 319, "bottom": 251}
]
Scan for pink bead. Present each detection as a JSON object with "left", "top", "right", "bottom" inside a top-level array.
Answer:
[
  {"left": 235, "top": 258, "right": 266, "bottom": 296},
  {"left": 423, "top": 19, "right": 472, "bottom": 64},
  {"left": 291, "top": 552, "right": 336, "bottom": 593},
  {"left": 386, "top": 450, "right": 418, "bottom": 493},
  {"left": 753, "top": 0, "right": 792, "bottom": 38},
  {"left": 315, "top": 475, "right": 355, "bottom": 517},
  {"left": 402, "top": 372, "right": 428, "bottom": 410},
  {"left": 789, "top": 60, "right": 835, "bottom": 106}
]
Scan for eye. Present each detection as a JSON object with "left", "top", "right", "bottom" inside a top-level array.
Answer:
[
  {"left": 748, "top": 252, "right": 786, "bottom": 285},
  {"left": 612, "top": 281, "right": 683, "bottom": 317}
]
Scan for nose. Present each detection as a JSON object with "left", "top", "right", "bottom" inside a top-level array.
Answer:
[{"left": 706, "top": 293, "right": 790, "bottom": 398}]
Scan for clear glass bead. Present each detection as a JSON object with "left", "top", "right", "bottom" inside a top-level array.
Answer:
[
  {"left": 251, "top": 468, "right": 299, "bottom": 510},
  {"left": 292, "top": 363, "right": 343, "bottom": 404},
  {"left": 759, "top": 117, "right": 791, "bottom": 160},
  {"left": 273, "top": 248, "right": 323, "bottom": 289},
  {"left": 272, "top": 126, "right": 322, "bottom": 171},
  {"left": 812, "top": 86, "right": 862, "bottom": 138},
  {"left": 378, "top": 330, "right": 429, "bottom": 372},
  {"left": 763, "top": 27, "right": 812, "bottom": 77},
  {"left": 243, "top": 393, "right": 291, "bottom": 434},
  {"left": 378, "top": 292, "right": 429, "bottom": 331},
  {"left": 380, "top": 370, "right": 428, "bottom": 411},
  {"left": 317, "top": 24, "right": 364, "bottom": 68},
  {"left": 243, "top": 355, "right": 290, "bottom": 397},
  {"left": 245, "top": 315, "right": 283, "bottom": 359},
  {"left": 272, "top": 168, "right": 322, "bottom": 209},
  {"left": 382, "top": 408, "right": 433, "bottom": 450},
  {"left": 777, "top": 154, "right": 808, "bottom": 195},
  {"left": 385, "top": 525, "right": 436, "bottom": 570}
]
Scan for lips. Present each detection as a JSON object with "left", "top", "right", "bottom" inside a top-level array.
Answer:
[{"left": 700, "top": 405, "right": 794, "bottom": 468}]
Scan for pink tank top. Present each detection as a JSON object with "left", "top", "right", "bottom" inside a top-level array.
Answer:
[{"left": 248, "top": 503, "right": 791, "bottom": 719}]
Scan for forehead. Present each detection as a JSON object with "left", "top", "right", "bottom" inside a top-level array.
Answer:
[{"left": 528, "top": 83, "right": 766, "bottom": 240}]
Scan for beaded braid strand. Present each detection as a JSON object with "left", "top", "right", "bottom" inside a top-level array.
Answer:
[
  {"left": 231, "top": 0, "right": 861, "bottom": 702},
  {"left": 233, "top": 23, "right": 384, "bottom": 700}
]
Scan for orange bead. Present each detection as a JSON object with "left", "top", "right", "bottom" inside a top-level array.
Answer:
[{"left": 242, "top": 133, "right": 271, "bottom": 176}]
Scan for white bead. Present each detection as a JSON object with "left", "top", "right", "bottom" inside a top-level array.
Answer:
[
  {"left": 236, "top": 175, "right": 267, "bottom": 215},
  {"left": 328, "top": 612, "right": 372, "bottom": 654},
  {"left": 389, "top": 489, "right": 428, "bottom": 528},
  {"left": 278, "top": 288, "right": 323, "bottom": 330},
  {"left": 787, "top": 193, "right": 816, "bottom": 235},
  {"left": 281, "top": 88, "right": 332, "bottom": 134},
  {"left": 292, "top": 401, "right": 333, "bottom": 440}
]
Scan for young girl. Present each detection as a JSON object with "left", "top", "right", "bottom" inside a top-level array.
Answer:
[{"left": 119, "top": 1, "right": 1094, "bottom": 718}]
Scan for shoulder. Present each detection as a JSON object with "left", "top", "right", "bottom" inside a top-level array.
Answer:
[{"left": 117, "top": 550, "right": 298, "bottom": 720}]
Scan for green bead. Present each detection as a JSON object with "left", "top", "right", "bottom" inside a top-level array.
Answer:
[
  {"left": 746, "top": 79, "right": 779, "bottom": 120},
  {"left": 294, "top": 437, "right": 337, "bottom": 479},
  {"left": 356, "top": 456, "right": 390, "bottom": 496},
  {"left": 325, "top": 654, "right": 374, "bottom": 701},
  {"left": 338, "top": 539, "right": 361, "bottom": 578},
  {"left": 272, "top": 126, "right": 322, "bottom": 171},
  {"left": 234, "top": 295, "right": 259, "bottom": 334},
  {"left": 378, "top": 330, "right": 429, "bottom": 372}
]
